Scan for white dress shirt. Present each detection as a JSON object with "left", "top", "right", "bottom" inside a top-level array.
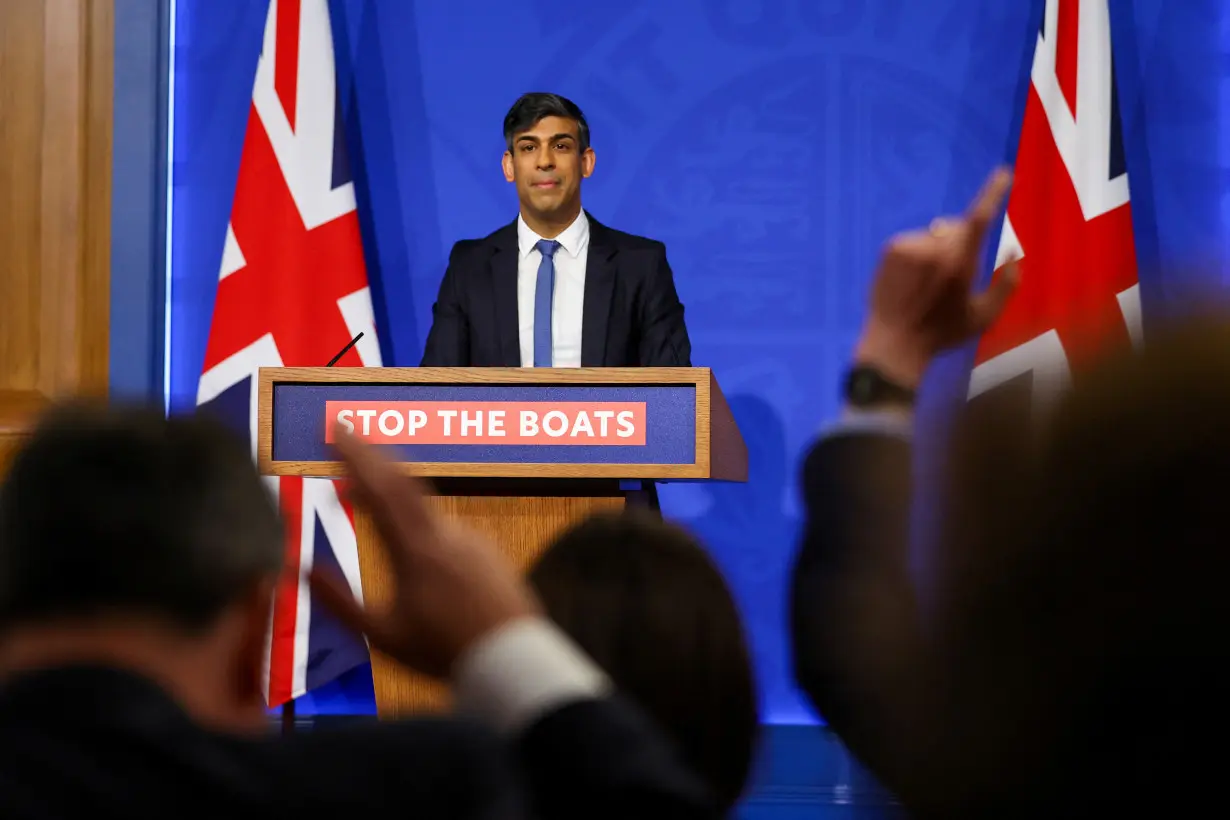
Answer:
[
  {"left": 452, "top": 616, "right": 613, "bottom": 734},
  {"left": 824, "top": 407, "right": 914, "bottom": 440},
  {"left": 517, "top": 211, "right": 589, "bottom": 368}
]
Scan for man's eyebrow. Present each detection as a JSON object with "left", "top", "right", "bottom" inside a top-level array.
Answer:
[{"left": 517, "top": 133, "right": 576, "bottom": 144}]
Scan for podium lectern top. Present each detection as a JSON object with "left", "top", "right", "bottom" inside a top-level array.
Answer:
[{"left": 257, "top": 366, "right": 747, "bottom": 482}]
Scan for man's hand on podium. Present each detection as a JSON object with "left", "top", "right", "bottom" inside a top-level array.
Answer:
[{"left": 309, "top": 427, "right": 541, "bottom": 680}]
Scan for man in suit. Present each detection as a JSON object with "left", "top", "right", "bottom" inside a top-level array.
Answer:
[
  {"left": 0, "top": 401, "right": 718, "bottom": 817},
  {"left": 420, "top": 92, "right": 691, "bottom": 368}
]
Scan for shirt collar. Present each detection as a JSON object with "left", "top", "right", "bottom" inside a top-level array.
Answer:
[{"left": 517, "top": 210, "right": 590, "bottom": 260}]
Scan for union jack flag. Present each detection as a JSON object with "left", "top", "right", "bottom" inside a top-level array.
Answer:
[
  {"left": 196, "top": 0, "right": 380, "bottom": 707},
  {"left": 969, "top": 0, "right": 1142, "bottom": 406}
]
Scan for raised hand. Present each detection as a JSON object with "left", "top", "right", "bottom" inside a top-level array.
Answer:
[
  {"left": 309, "top": 430, "right": 540, "bottom": 679},
  {"left": 854, "top": 167, "right": 1019, "bottom": 388}
]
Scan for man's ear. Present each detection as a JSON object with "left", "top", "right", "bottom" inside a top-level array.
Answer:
[
  {"left": 502, "top": 151, "right": 515, "bottom": 183},
  {"left": 581, "top": 146, "right": 595, "bottom": 179}
]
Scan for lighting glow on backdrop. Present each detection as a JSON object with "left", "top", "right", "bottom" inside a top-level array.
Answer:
[{"left": 168, "top": 0, "right": 1227, "bottom": 722}]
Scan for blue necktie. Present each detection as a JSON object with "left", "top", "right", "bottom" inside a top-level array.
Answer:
[{"left": 533, "top": 239, "right": 560, "bottom": 367}]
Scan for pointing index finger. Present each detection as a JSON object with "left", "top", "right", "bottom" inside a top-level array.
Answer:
[{"left": 963, "top": 167, "right": 1013, "bottom": 250}]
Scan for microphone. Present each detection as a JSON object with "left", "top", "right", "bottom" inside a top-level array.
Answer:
[{"left": 325, "top": 331, "right": 364, "bottom": 367}]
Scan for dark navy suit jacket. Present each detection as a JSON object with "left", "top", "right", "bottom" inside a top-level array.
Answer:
[{"left": 420, "top": 214, "right": 691, "bottom": 368}]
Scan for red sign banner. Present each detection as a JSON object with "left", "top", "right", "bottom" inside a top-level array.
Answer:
[{"left": 324, "top": 401, "right": 647, "bottom": 446}]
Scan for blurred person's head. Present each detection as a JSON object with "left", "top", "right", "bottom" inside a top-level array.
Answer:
[
  {"left": 0, "top": 401, "right": 283, "bottom": 732},
  {"left": 928, "top": 316, "right": 1230, "bottom": 814},
  {"left": 528, "top": 509, "right": 759, "bottom": 810}
]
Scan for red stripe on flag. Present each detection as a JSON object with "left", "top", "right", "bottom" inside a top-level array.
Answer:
[
  {"left": 268, "top": 476, "right": 305, "bottom": 707},
  {"left": 974, "top": 86, "right": 1137, "bottom": 371},
  {"left": 274, "top": 0, "right": 302, "bottom": 132},
  {"left": 201, "top": 104, "right": 370, "bottom": 372},
  {"left": 1054, "top": 0, "right": 1080, "bottom": 117}
]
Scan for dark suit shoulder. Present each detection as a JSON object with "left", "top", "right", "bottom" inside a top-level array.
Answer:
[
  {"left": 446, "top": 236, "right": 493, "bottom": 265},
  {"left": 449, "top": 236, "right": 487, "bottom": 253},
  {"left": 517, "top": 696, "right": 717, "bottom": 818},
  {"left": 591, "top": 221, "right": 666, "bottom": 253},
  {"left": 263, "top": 716, "right": 523, "bottom": 812},
  {"left": 0, "top": 669, "right": 523, "bottom": 816},
  {"left": 447, "top": 221, "right": 516, "bottom": 262},
  {"left": 478, "top": 219, "right": 519, "bottom": 246},
  {"left": 801, "top": 431, "right": 912, "bottom": 489}
]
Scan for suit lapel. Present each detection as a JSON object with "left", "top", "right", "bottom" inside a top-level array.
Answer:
[
  {"left": 582, "top": 214, "right": 617, "bottom": 367},
  {"left": 490, "top": 221, "right": 521, "bottom": 366}
]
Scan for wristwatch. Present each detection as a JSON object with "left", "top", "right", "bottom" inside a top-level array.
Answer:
[{"left": 843, "top": 365, "right": 916, "bottom": 409}]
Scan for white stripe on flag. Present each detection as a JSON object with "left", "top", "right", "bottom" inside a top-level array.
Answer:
[
  {"left": 337, "top": 287, "right": 384, "bottom": 368},
  {"left": 307, "top": 477, "right": 367, "bottom": 607},
  {"left": 196, "top": 334, "right": 284, "bottom": 461},
  {"left": 290, "top": 482, "right": 317, "bottom": 700}
]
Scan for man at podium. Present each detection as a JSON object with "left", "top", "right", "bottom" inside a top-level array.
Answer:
[{"left": 420, "top": 92, "right": 692, "bottom": 369}]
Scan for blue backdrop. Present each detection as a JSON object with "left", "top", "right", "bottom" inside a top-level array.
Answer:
[{"left": 165, "top": 0, "right": 1228, "bottom": 728}]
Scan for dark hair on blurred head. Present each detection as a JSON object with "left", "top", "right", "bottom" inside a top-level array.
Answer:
[
  {"left": 0, "top": 400, "right": 284, "bottom": 633},
  {"left": 932, "top": 314, "right": 1230, "bottom": 812},
  {"left": 528, "top": 509, "right": 758, "bottom": 809},
  {"left": 503, "top": 92, "right": 590, "bottom": 152}
]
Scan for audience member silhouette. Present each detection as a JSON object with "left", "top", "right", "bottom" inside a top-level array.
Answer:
[
  {"left": 530, "top": 510, "right": 758, "bottom": 812},
  {"left": 0, "top": 401, "right": 721, "bottom": 818}
]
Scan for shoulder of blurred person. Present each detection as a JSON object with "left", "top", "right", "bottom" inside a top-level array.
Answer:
[{"left": 932, "top": 314, "right": 1230, "bottom": 813}]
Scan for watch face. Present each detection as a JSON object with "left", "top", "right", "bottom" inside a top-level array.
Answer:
[
  {"left": 850, "top": 372, "right": 876, "bottom": 403},
  {"left": 846, "top": 367, "right": 912, "bottom": 407}
]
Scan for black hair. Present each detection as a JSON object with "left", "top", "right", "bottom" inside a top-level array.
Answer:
[
  {"left": 529, "top": 509, "right": 758, "bottom": 809},
  {"left": 0, "top": 400, "right": 284, "bottom": 632},
  {"left": 503, "top": 92, "right": 590, "bottom": 152}
]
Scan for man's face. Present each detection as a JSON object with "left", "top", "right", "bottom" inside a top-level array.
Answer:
[{"left": 502, "top": 116, "right": 595, "bottom": 221}]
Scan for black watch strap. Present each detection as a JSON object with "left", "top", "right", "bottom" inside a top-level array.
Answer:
[{"left": 844, "top": 365, "right": 916, "bottom": 409}]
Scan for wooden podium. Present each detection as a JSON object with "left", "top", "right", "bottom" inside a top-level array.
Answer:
[{"left": 257, "top": 366, "right": 747, "bottom": 717}]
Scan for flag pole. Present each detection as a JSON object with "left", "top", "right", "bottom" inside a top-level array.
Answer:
[{"left": 281, "top": 699, "right": 296, "bottom": 734}]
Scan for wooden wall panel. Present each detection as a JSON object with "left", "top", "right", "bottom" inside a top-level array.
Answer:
[{"left": 0, "top": 0, "right": 113, "bottom": 469}]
